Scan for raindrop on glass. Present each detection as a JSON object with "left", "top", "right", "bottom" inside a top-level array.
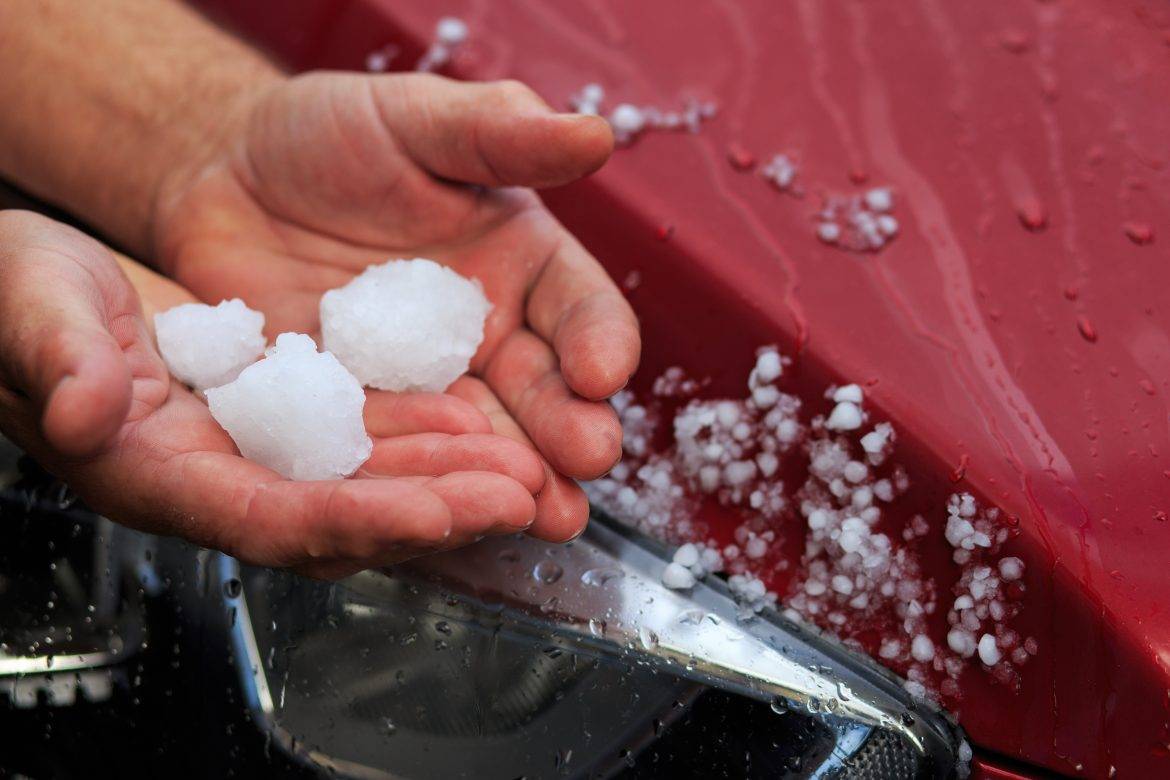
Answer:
[
  {"left": 581, "top": 567, "right": 623, "bottom": 587},
  {"left": 533, "top": 560, "right": 564, "bottom": 584}
]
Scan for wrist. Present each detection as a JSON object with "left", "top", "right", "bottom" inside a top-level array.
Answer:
[
  {"left": 149, "top": 63, "right": 284, "bottom": 270},
  {"left": 0, "top": 0, "right": 285, "bottom": 261}
]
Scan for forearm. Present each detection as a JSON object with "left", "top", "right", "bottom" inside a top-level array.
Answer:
[{"left": 0, "top": 0, "right": 281, "bottom": 257}]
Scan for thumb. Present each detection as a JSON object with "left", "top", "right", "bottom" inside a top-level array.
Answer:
[
  {"left": 373, "top": 74, "right": 614, "bottom": 188},
  {"left": 0, "top": 211, "right": 135, "bottom": 458}
]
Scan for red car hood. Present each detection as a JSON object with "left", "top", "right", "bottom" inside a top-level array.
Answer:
[{"left": 196, "top": 1, "right": 1170, "bottom": 776}]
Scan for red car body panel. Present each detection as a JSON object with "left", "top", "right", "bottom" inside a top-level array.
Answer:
[{"left": 194, "top": 1, "right": 1170, "bottom": 776}]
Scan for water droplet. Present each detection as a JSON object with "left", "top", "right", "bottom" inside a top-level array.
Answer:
[
  {"left": 588, "top": 618, "right": 606, "bottom": 637},
  {"left": 806, "top": 697, "right": 822, "bottom": 713},
  {"left": 1016, "top": 200, "right": 1048, "bottom": 231},
  {"left": 770, "top": 696, "right": 789, "bottom": 714},
  {"left": 1077, "top": 316, "right": 1098, "bottom": 343},
  {"left": 638, "top": 627, "right": 659, "bottom": 650},
  {"left": 533, "top": 560, "right": 563, "bottom": 584},
  {"left": 1124, "top": 222, "right": 1155, "bottom": 246},
  {"left": 497, "top": 548, "right": 520, "bottom": 563},
  {"left": 581, "top": 567, "right": 623, "bottom": 587},
  {"left": 677, "top": 609, "right": 705, "bottom": 626},
  {"left": 999, "top": 29, "right": 1031, "bottom": 53},
  {"left": 434, "top": 621, "right": 452, "bottom": 635},
  {"left": 223, "top": 579, "right": 242, "bottom": 599},
  {"left": 949, "top": 453, "right": 970, "bottom": 483},
  {"left": 383, "top": 718, "right": 397, "bottom": 736},
  {"left": 727, "top": 142, "right": 756, "bottom": 171}
]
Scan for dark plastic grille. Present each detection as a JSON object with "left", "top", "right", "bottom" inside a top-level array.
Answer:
[{"left": 837, "top": 727, "right": 923, "bottom": 779}]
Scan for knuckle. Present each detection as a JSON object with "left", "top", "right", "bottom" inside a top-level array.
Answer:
[{"left": 493, "top": 78, "right": 539, "bottom": 104}]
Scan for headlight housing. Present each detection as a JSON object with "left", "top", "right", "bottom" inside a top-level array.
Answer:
[{"left": 219, "top": 510, "right": 966, "bottom": 778}]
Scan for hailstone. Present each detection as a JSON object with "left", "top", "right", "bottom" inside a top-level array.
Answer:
[
  {"left": 320, "top": 258, "right": 491, "bottom": 393},
  {"left": 154, "top": 299, "right": 265, "bottom": 391},
  {"left": 206, "top": 333, "right": 372, "bottom": 481}
]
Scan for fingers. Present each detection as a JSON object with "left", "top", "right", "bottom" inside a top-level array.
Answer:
[
  {"left": 362, "top": 432, "right": 545, "bottom": 494},
  {"left": 293, "top": 471, "right": 539, "bottom": 580},
  {"left": 370, "top": 74, "right": 614, "bottom": 188},
  {"left": 525, "top": 231, "right": 640, "bottom": 400},
  {"left": 241, "top": 471, "right": 453, "bottom": 563},
  {"left": 421, "top": 471, "right": 537, "bottom": 538},
  {"left": 480, "top": 329, "right": 622, "bottom": 481},
  {"left": 363, "top": 390, "right": 492, "bottom": 437},
  {"left": 241, "top": 469, "right": 535, "bottom": 575},
  {"left": 448, "top": 376, "right": 590, "bottom": 542},
  {"left": 0, "top": 211, "right": 138, "bottom": 457}
]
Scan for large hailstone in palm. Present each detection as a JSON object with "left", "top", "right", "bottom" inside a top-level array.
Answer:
[
  {"left": 320, "top": 258, "right": 492, "bottom": 393},
  {"left": 154, "top": 299, "right": 266, "bottom": 391},
  {"left": 206, "top": 333, "right": 372, "bottom": 481}
]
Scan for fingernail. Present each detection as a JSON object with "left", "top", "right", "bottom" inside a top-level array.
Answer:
[{"left": 566, "top": 518, "right": 590, "bottom": 542}]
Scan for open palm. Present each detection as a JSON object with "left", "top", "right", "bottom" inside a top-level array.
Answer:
[
  {"left": 0, "top": 212, "right": 547, "bottom": 579},
  {"left": 154, "top": 73, "right": 640, "bottom": 540}
]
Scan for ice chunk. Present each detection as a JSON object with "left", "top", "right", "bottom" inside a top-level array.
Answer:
[
  {"left": 609, "top": 103, "right": 645, "bottom": 141},
  {"left": 661, "top": 562, "right": 696, "bottom": 590},
  {"left": 876, "top": 215, "right": 899, "bottom": 236},
  {"left": 977, "top": 633, "right": 1002, "bottom": 666},
  {"left": 206, "top": 333, "right": 372, "bottom": 481},
  {"left": 752, "top": 348, "right": 784, "bottom": 384},
  {"left": 864, "top": 188, "right": 893, "bottom": 213},
  {"left": 416, "top": 17, "right": 468, "bottom": 72},
  {"left": 910, "top": 634, "right": 935, "bottom": 663},
  {"left": 321, "top": 259, "right": 491, "bottom": 393},
  {"left": 571, "top": 83, "right": 605, "bottom": 115},
  {"left": 947, "top": 628, "right": 977, "bottom": 658},
  {"left": 817, "top": 222, "right": 841, "bottom": 243},
  {"left": 155, "top": 299, "right": 265, "bottom": 391},
  {"left": 825, "top": 400, "right": 863, "bottom": 431},
  {"left": 761, "top": 154, "right": 798, "bottom": 190},
  {"left": 435, "top": 16, "right": 468, "bottom": 45},
  {"left": 831, "top": 384, "right": 864, "bottom": 404},
  {"left": 998, "top": 556, "right": 1024, "bottom": 581},
  {"left": 672, "top": 543, "right": 700, "bottom": 568}
]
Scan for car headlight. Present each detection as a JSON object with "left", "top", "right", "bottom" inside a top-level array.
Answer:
[{"left": 219, "top": 510, "right": 965, "bottom": 778}]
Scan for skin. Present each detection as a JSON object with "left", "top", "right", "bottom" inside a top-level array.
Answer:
[
  {"left": 154, "top": 73, "right": 639, "bottom": 542},
  {"left": 0, "top": 210, "right": 551, "bottom": 579},
  {"left": 0, "top": 0, "right": 640, "bottom": 574}
]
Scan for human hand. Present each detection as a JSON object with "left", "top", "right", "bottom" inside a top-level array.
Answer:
[
  {"left": 154, "top": 73, "right": 641, "bottom": 542},
  {"left": 0, "top": 209, "right": 547, "bottom": 579}
]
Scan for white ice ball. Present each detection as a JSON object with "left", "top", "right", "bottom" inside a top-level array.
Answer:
[
  {"left": 206, "top": 333, "right": 372, "bottom": 481},
  {"left": 609, "top": 103, "right": 645, "bottom": 136},
  {"left": 435, "top": 16, "right": 468, "bottom": 45},
  {"left": 320, "top": 258, "right": 492, "bottom": 393},
  {"left": 154, "top": 299, "right": 265, "bottom": 391}
]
